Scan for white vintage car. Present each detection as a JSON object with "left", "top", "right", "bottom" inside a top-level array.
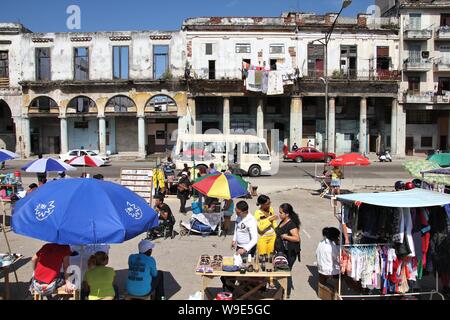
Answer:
[{"left": 59, "top": 149, "right": 111, "bottom": 165}]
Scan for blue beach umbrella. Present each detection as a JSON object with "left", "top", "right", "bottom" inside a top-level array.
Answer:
[
  {"left": 21, "top": 158, "right": 76, "bottom": 173},
  {"left": 0, "top": 149, "right": 18, "bottom": 162},
  {"left": 12, "top": 178, "right": 158, "bottom": 245}
]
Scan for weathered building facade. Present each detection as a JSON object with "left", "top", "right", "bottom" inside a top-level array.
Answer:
[
  {"left": 0, "top": 10, "right": 424, "bottom": 158},
  {"left": 184, "top": 13, "right": 402, "bottom": 156},
  {"left": 379, "top": 0, "right": 450, "bottom": 155}
]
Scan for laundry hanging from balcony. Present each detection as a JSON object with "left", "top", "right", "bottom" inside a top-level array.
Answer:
[{"left": 243, "top": 62, "right": 284, "bottom": 95}]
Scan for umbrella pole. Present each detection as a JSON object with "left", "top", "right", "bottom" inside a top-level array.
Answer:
[{"left": 78, "top": 245, "right": 84, "bottom": 300}]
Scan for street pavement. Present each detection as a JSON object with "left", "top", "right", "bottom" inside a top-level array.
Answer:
[{"left": 0, "top": 158, "right": 418, "bottom": 300}]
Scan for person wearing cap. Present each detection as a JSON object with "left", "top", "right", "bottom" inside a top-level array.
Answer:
[
  {"left": 126, "top": 240, "right": 165, "bottom": 299},
  {"left": 177, "top": 171, "right": 191, "bottom": 214},
  {"left": 148, "top": 194, "right": 175, "bottom": 240}
]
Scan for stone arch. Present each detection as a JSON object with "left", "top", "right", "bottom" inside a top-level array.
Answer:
[
  {"left": 0, "top": 99, "right": 16, "bottom": 151},
  {"left": 28, "top": 96, "right": 59, "bottom": 114},
  {"left": 105, "top": 95, "right": 137, "bottom": 113},
  {"left": 67, "top": 96, "right": 98, "bottom": 114},
  {"left": 144, "top": 94, "right": 177, "bottom": 113}
]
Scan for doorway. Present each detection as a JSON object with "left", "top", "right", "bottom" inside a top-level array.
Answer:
[
  {"left": 406, "top": 137, "right": 414, "bottom": 155},
  {"left": 440, "top": 135, "right": 447, "bottom": 151},
  {"left": 147, "top": 135, "right": 156, "bottom": 155}
]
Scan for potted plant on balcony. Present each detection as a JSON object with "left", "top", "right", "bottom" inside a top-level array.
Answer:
[{"left": 332, "top": 69, "right": 344, "bottom": 79}]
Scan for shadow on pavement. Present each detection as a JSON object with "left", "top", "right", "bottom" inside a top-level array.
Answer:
[{"left": 306, "top": 264, "right": 319, "bottom": 294}]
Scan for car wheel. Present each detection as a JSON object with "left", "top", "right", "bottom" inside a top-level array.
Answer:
[
  {"left": 248, "top": 165, "right": 261, "bottom": 177},
  {"left": 325, "top": 156, "right": 332, "bottom": 163},
  {"left": 295, "top": 156, "right": 303, "bottom": 163}
]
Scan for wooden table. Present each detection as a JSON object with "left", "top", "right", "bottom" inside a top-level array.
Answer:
[
  {"left": 0, "top": 255, "right": 22, "bottom": 300},
  {"left": 195, "top": 258, "right": 291, "bottom": 300}
]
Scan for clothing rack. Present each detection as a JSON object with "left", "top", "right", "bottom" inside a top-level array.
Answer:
[
  {"left": 334, "top": 202, "right": 445, "bottom": 300},
  {"left": 341, "top": 243, "right": 390, "bottom": 247}
]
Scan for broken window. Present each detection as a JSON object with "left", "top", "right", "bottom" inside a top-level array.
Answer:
[
  {"left": 438, "top": 77, "right": 450, "bottom": 95},
  {"left": 106, "top": 96, "right": 135, "bottom": 112},
  {"left": 307, "top": 44, "right": 324, "bottom": 78},
  {"left": 0, "top": 51, "right": 8, "bottom": 78},
  {"left": 236, "top": 43, "right": 251, "bottom": 54},
  {"left": 35, "top": 48, "right": 51, "bottom": 81},
  {"left": 30, "top": 96, "right": 58, "bottom": 113},
  {"left": 74, "top": 47, "right": 89, "bottom": 80},
  {"left": 205, "top": 43, "right": 213, "bottom": 55},
  {"left": 153, "top": 45, "right": 169, "bottom": 79},
  {"left": 441, "top": 14, "right": 450, "bottom": 27},
  {"left": 340, "top": 45, "right": 357, "bottom": 79},
  {"left": 269, "top": 44, "right": 284, "bottom": 54},
  {"left": 113, "top": 46, "right": 129, "bottom": 80},
  {"left": 377, "top": 46, "right": 391, "bottom": 76},
  {"left": 270, "top": 59, "right": 277, "bottom": 71},
  {"left": 145, "top": 94, "right": 176, "bottom": 112},
  {"left": 208, "top": 60, "right": 216, "bottom": 80},
  {"left": 68, "top": 96, "right": 96, "bottom": 113}
]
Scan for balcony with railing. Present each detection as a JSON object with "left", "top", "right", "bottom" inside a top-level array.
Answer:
[
  {"left": 434, "top": 58, "right": 450, "bottom": 72},
  {"left": 435, "top": 26, "right": 450, "bottom": 40},
  {"left": 403, "top": 59, "right": 433, "bottom": 72},
  {"left": 404, "top": 26, "right": 433, "bottom": 40},
  {"left": 403, "top": 91, "right": 435, "bottom": 104},
  {"left": 305, "top": 69, "right": 401, "bottom": 81}
]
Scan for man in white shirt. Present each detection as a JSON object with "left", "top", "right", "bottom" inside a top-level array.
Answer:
[
  {"left": 232, "top": 201, "right": 258, "bottom": 257},
  {"left": 316, "top": 227, "right": 340, "bottom": 287}
]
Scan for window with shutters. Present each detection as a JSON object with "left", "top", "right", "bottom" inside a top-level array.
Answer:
[
  {"left": 205, "top": 43, "right": 213, "bottom": 55},
  {"left": 269, "top": 44, "right": 284, "bottom": 54},
  {"left": 236, "top": 43, "right": 251, "bottom": 53},
  {"left": 408, "top": 76, "right": 420, "bottom": 95},
  {"left": 377, "top": 46, "right": 390, "bottom": 72},
  {"left": 409, "top": 13, "right": 422, "bottom": 30},
  {"left": 0, "top": 51, "right": 8, "bottom": 79}
]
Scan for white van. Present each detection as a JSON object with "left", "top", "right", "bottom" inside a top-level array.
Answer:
[{"left": 174, "top": 134, "right": 272, "bottom": 177}]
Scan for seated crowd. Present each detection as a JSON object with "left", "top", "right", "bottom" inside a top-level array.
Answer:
[{"left": 30, "top": 240, "right": 165, "bottom": 300}]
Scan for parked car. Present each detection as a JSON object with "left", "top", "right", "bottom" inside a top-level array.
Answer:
[
  {"left": 59, "top": 149, "right": 111, "bottom": 165},
  {"left": 283, "top": 147, "right": 336, "bottom": 163}
]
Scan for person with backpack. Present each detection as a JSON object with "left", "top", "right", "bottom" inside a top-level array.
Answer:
[{"left": 274, "top": 203, "right": 301, "bottom": 299}]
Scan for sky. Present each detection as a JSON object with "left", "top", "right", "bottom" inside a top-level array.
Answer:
[{"left": 0, "top": 0, "right": 375, "bottom": 32}]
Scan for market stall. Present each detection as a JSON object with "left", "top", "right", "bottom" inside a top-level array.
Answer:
[
  {"left": 0, "top": 171, "right": 23, "bottom": 230},
  {"left": 195, "top": 254, "right": 291, "bottom": 300},
  {"left": 335, "top": 188, "right": 450, "bottom": 300}
]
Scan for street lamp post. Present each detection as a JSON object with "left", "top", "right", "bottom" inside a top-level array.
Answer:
[{"left": 312, "top": 0, "right": 352, "bottom": 166}]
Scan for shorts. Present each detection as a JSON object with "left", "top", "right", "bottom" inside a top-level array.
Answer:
[{"left": 331, "top": 179, "right": 341, "bottom": 187}]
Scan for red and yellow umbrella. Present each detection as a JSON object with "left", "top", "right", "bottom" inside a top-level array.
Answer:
[{"left": 192, "top": 173, "right": 249, "bottom": 200}]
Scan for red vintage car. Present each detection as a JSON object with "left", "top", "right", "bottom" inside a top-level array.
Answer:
[{"left": 283, "top": 147, "right": 336, "bottom": 163}]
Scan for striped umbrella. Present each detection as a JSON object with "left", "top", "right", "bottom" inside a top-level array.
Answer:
[
  {"left": 404, "top": 159, "right": 440, "bottom": 179},
  {"left": 420, "top": 167, "right": 450, "bottom": 186},
  {"left": 22, "top": 158, "right": 76, "bottom": 173},
  {"left": 192, "top": 173, "right": 249, "bottom": 200},
  {"left": 0, "top": 149, "right": 18, "bottom": 162},
  {"left": 68, "top": 155, "right": 104, "bottom": 167}
]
